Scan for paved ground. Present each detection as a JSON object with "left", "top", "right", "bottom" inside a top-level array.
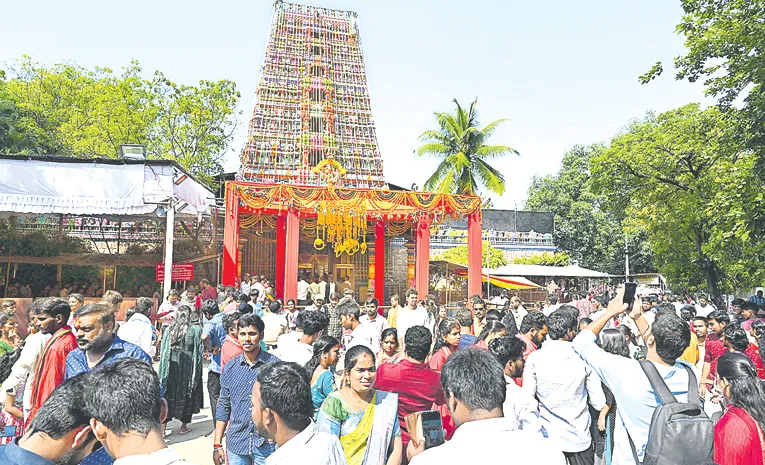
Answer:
[{"left": 162, "top": 366, "right": 217, "bottom": 465}]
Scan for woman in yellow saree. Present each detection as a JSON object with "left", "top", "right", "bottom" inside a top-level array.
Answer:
[{"left": 317, "top": 345, "right": 402, "bottom": 465}]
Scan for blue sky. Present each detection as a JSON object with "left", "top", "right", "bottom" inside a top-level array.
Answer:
[{"left": 1, "top": 0, "right": 707, "bottom": 208}]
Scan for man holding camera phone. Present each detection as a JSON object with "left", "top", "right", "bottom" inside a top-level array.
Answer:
[{"left": 571, "top": 286, "right": 699, "bottom": 465}]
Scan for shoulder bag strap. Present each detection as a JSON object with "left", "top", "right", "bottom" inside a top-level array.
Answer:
[
  {"left": 628, "top": 360, "right": 684, "bottom": 464},
  {"left": 682, "top": 364, "right": 700, "bottom": 402},
  {"left": 628, "top": 433, "right": 641, "bottom": 465},
  {"left": 639, "top": 360, "right": 677, "bottom": 405}
]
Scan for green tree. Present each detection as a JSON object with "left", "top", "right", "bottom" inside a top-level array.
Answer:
[
  {"left": 0, "top": 72, "right": 43, "bottom": 153},
  {"left": 416, "top": 98, "right": 518, "bottom": 196},
  {"left": 591, "top": 103, "right": 764, "bottom": 299},
  {"left": 513, "top": 252, "right": 571, "bottom": 267},
  {"left": 433, "top": 241, "right": 508, "bottom": 268},
  {"left": 524, "top": 144, "right": 653, "bottom": 275},
  {"left": 147, "top": 72, "right": 240, "bottom": 184},
  {"left": 0, "top": 57, "right": 240, "bottom": 186},
  {"left": 640, "top": 1, "right": 765, "bottom": 179},
  {"left": 640, "top": 1, "right": 765, "bottom": 113}
]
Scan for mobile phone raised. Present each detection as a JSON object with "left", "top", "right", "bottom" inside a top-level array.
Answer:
[{"left": 623, "top": 282, "right": 637, "bottom": 309}]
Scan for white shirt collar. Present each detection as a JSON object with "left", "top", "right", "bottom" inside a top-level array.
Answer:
[
  {"left": 271, "top": 422, "right": 318, "bottom": 459},
  {"left": 113, "top": 448, "right": 191, "bottom": 465},
  {"left": 450, "top": 417, "right": 516, "bottom": 442}
]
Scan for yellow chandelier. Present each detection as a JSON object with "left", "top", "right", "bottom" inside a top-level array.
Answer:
[{"left": 314, "top": 201, "right": 368, "bottom": 257}]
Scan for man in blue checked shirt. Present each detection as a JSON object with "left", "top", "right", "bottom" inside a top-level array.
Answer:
[
  {"left": 65, "top": 302, "right": 153, "bottom": 465},
  {"left": 65, "top": 302, "right": 152, "bottom": 379},
  {"left": 213, "top": 313, "right": 280, "bottom": 465}
]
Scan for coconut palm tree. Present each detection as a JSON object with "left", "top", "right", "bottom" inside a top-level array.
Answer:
[{"left": 416, "top": 98, "right": 518, "bottom": 196}]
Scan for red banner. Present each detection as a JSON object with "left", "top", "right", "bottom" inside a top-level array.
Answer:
[{"left": 155, "top": 263, "right": 195, "bottom": 282}]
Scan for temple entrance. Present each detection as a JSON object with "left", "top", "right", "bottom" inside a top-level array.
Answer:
[{"left": 238, "top": 214, "right": 415, "bottom": 306}]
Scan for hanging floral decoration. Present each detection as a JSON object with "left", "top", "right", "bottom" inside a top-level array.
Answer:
[
  {"left": 315, "top": 201, "right": 368, "bottom": 256},
  {"left": 230, "top": 183, "right": 481, "bottom": 256}
]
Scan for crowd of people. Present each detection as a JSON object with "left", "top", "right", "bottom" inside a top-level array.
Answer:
[
  {"left": 2, "top": 280, "right": 158, "bottom": 299},
  {"left": 1, "top": 279, "right": 765, "bottom": 465}
]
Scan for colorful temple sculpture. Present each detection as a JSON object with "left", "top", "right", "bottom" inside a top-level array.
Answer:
[{"left": 223, "top": 1, "right": 483, "bottom": 302}]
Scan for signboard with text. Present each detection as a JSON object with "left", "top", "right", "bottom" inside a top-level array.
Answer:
[{"left": 155, "top": 263, "right": 195, "bottom": 282}]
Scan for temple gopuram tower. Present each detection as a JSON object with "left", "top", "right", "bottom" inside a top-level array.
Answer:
[
  {"left": 238, "top": 0, "right": 385, "bottom": 188},
  {"left": 223, "top": 1, "right": 483, "bottom": 305}
]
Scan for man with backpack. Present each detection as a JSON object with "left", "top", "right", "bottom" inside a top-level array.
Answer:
[{"left": 573, "top": 287, "right": 713, "bottom": 465}]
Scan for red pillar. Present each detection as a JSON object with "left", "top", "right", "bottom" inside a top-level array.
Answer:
[
  {"left": 375, "top": 221, "right": 385, "bottom": 313},
  {"left": 415, "top": 216, "right": 431, "bottom": 296},
  {"left": 275, "top": 215, "right": 286, "bottom": 298},
  {"left": 284, "top": 209, "right": 300, "bottom": 302},
  {"left": 467, "top": 211, "right": 483, "bottom": 298},
  {"left": 222, "top": 184, "right": 240, "bottom": 286}
]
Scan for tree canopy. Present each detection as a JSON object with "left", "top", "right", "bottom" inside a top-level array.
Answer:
[
  {"left": 524, "top": 144, "right": 654, "bottom": 276},
  {"left": 433, "top": 240, "right": 508, "bottom": 269},
  {"left": 512, "top": 252, "right": 571, "bottom": 267},
  {"left": 640, "top": 0, "right": 765, "bottom": 113},
  {"left": 640, "top": 1, "right": 765, "bottom": 180},
  {"left": 591, "top": 103, "right": 765, "bottom": 298},
  {"left": 416, "top": 98, "right": 518, "bottom": 197},
  {"left": 0, "top": 57, "right": 240, "bottom": 187}
]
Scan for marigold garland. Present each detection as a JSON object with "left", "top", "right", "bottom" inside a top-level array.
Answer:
[{"left": 229, "top": 183, "right": 481, "bottom": 256}]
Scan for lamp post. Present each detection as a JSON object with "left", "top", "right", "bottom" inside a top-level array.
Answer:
[{"left": 163, "top": 199, "right": 174, "bottom": 300}]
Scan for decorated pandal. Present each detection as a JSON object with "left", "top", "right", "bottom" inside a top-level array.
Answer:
[
  {"left": 222, "top": 1, "right": 484, "bottom": 302},
  {"left": 223, "top": 182, "right": 483, "bottom": 301}
]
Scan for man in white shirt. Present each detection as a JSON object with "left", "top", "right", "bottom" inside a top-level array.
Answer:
[
  {"left": 85, "top": 358, "right": 198, "bottom": 465},
  {"left": 543, "top": 295, "right": 562, "bottom": 317},
  {"left": 407, "top": 349, "right": 564, "bottom": 465},
  {"left": 157, "top": 289, "right": 181, "bottom": 327},
  {"left": 573, "top": 289, "right": 696, "bottom": 465},
  {"left": 252, "top": 362, "right": 347, "bottom": 465},
  {"left": 118, "top": 297, "right": 156, "bottom": 358},
  {"left": 694, "top": 294, "right": 715, "bottom": 318},
  {"left": 276, "top": 311, "right": 328, "bottom": 366},
  {"left": 261, "top": 301, "right": 288, "bottom": 349},
  {"left": 240, "top": 273, "right": 252, "bottom": 296},
  {"left": 488, "top": 290, "right": 508, "bottom": 307},
  {"left": 672, "top": 296, "right": 685, "bottom": 316},
  {"left": 253, "top": 276, "right": 267, "bottom": 304},
  {"left": 304, "top": 296, "right": 325, "bottom": 313},
  {"left": 523, "top": 306, "right": 606, "bottom": 463},
  {"left": 509, "top": 297, "right": 528, "bottom": 328},
  {"left": 318, "top": 274, "right": 337, "bottom": 303},
  {"left": 0, "top": 303, "right": 51, "bottom": 420},
  {"left": 337, "top": 300, "right": 373, "bottom": 351},
  {"left": 297, "top": 274, "right": 311, "bottom": 307},
  {"left": 396, "top": 289, "right": 430, "bottom": 347},
  {"left": 276, "top": 311, "right": 305, "bottom": 348},
  {"left": 359, "top": 297, "right": 388, "bottom": 353},
  {"left": 487, "top": 335, "right": 543, "bottom": 435}
]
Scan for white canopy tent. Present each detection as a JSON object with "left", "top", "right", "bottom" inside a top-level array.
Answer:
[
  {"left": 0, "top": 155, "right": 216, "bottom": 297},
  {"left": 484, "top": 264, "right": 611, "bottom": 278}
]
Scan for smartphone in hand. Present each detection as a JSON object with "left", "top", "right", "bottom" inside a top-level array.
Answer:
[
  {"left": 405, "top": 410, "right": 445, "bottom": 450},
  {"left": 623, "top": 282, "right": 637, "bottom": 310}
]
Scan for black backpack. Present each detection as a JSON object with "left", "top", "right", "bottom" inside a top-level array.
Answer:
[{"left": 628, "top": 360, "right": 714, "bottom": 465}]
